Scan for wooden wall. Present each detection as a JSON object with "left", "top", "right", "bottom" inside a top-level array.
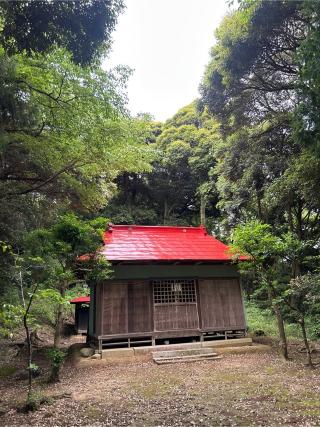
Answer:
[
  {"left": 198, "top": 278, "right": 246, "bottom": 330},
  {"left": 99, "top": 281, "right": 153, "bottom": 336},
  {"left": 75, "top": 304, "right": 89, "bottom": 334},
  {"left": 94, "top": 277, "right": 245, "bottom": 338},
  {"left": 154, "top": 304, "right": 199, "bottom": 331}
]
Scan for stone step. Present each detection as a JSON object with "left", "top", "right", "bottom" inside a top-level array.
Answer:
[
  {"left": 155, "top": 351, "right": 219, "bottom": 360},
  {"left": 154, "top": 354, "right": 222, "bottom": 365},
  {"left": 153, "top": 347, "right": 215, "bottom": 357},
  {"left": 152, "top": 348, "right": 223, "bottom": 364}
]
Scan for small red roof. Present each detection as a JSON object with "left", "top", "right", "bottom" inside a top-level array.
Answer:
[
  {"left": 100, "top": 224, "right": 237, "bottom": 262},
  {"left": 70, "top": 296, "right": 90, "bottom": 304}
]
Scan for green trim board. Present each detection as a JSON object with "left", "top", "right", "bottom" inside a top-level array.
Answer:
[{"left": 109, "top": 264, "right": 239, "bottom": 281}]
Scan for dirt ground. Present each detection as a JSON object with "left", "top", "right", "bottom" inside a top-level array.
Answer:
[{"left": 0, "top": 342, "right": 320, "bottom": 426}]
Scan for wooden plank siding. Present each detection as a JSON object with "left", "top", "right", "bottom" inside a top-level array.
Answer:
[
  {"left": 128, "top": 281, "right": 153, "bottom": 333},
  {"left": 101, "top": 281, "right": 153, "bottom": 335},
  {"left": 198, "top": 278, "right": 246, "bottom": 330},
  {"left": 153, "top": 303, "right": 199, "bottom": 331},
  {"left": 94, "top": 277, "right": 246, "bottom": 340},
  {"left": 102, "top": 282, "right": 128, "bottom": 335}
]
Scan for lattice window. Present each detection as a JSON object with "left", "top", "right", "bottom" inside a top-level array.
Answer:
[{"left": 152, "top": 279, "right": 196, "bottom": 304}]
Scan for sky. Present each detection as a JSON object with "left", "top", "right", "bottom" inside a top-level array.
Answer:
[{"left": 104, "top": 0, "right": 229, "bottom": 122}]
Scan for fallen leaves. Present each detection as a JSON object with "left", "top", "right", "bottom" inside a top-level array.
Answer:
[{"left": 0, "top": 350, "right": 319, "bottom": 426}]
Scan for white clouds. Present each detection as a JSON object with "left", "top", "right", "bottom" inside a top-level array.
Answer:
[{"left": 103, "top": 0, "right": 228, "bottom": 121}]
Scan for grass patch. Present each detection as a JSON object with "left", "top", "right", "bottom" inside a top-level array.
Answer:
[
  {"left": 82, "top": 406, "right": 102, "bottom": 421},
  {"left": 0, "top": 365, "right": 16, "bottom": 378},
  {"left": 264, "top": 366, "right": 278, "bottom": 375},
  {"left": 245, "top": 301, "right": 302, "bottom": 339},
  {"left": 130, "top": 377, "right": 182, "bottom": 400}
]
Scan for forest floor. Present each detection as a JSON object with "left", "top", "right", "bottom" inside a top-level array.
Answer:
[{"left": 0, "top": 339, "right": 320, "bottom": 426}]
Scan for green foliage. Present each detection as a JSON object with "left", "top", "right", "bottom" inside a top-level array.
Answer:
[
  {"left": 231, "top": 221, "right": 285, "bottom": 263},
  {"left": 199, "top": 0, "right": 320, "bottom": 242},
  {"left": 25, "top": 390, "right": 50, "bottom": 412},
  {"left": 0, "top": 303, "right": 25, "bottom": 338},
  {"left": 294, "top": 1, "right": 320, "bottom": 153},
  {"left": 246, "top": 299, "right": 319, "bottom": 340},
  {"left": 22, "top": 214, "right": 111, "bottom": 333},
  {"left": 27, "top": 363, "right": 40, "bottom": 375},
  {"left": 47, "top": 348, "right": 66, "bottom": 383},
  {"left": 105, "top": 102, "right": 221, "bottom": 228},
  {"left": 287, "top": 273, "right": 320, "bottom": 331},
  {"left": 232, "top": 221, "right": 320, "bottom": 344},
  {"left": 199, "top": 2, "right": 320, "bottom": 351},
  {"left": 200, "top": 0, "right": 300, "bottom": 126},
  {"left": 85, "top": 256, "right": 113, "bottom": 284},
  {"left": 31, "top": 288, "right": 70, "bottom": 328},
  {"left": 0, "top": 214, "right": 110, "bottom": 341},
  {"left": 0, "top": 0, "right": 124, "bottom": 65},
  {"left": 231, "top": 221, "right": 304, "bottom": 289},
  {"left": 47, "top": 348, "right": 66, "bottom": 369},
  {"left": 0, "top": 3, "right": 155, "bottom": 306},
  {"left": 25, "top": 213, "right": 108, "bottom": 269},
  {"left": 245, "top": 300, "right": 302, "bottom": 339},
  {"left": 0, "top": 47, "right": 152, "bottom": 205}
]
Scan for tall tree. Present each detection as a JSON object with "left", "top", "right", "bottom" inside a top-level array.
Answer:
[
  {"left": 200, "top": 0, "right": 303, "bottom": 130},
  {"left": 199, "top": 0, "right": 320, "bottom": 353},
  {"left": 0, "top": 48, "right": 152, "bottom": 239},
  {"left": 199, "top": 0, "right": 320, "bottom": 244},
  {"left": 294, "top": 1, "right": 320, "bottom": 154},
  {"left": 0, "top": 0, "right": 124, "bottom": 65},
  {"left": 104, "top": 103, "right": 221, "bottom": 229},
  {"left": 25, "top": 214, "right": 110, "bottom": 350}
]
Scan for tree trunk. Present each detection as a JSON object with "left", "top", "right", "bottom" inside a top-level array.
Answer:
[
  {"left": 164, "top": 199, "right": 174, "bottom": 225},
  {"left": 296, "top": 200, "right": 303, "bottom": 241},
  {"left": 287, "top": 204, "right": 294, "bottom": 233},
  {"left": 299, "top": 317, "right": 313, "bottom": 368},
  {"left": 256, "top": 189, "right": 263, "bottom": 221},
  {"left": 48, "top": 364, "right": 60, "bottom": 383},
  {"left": 23, "top": 309, "right": 33, "bottom": 399},
  {"left": 274, "top": 303, "right": 289, "bottom": 360},
  {"left": 200, "top": 194, "right": 206, "bottom": 226},
  {"left": 291, "top": 258, "right": 301, "bottom": 279},
  {"left": 269, "top": 288, "right": 289, "bottom": 360},
  {"left": 164, "top": 199, "right": 168, "bottom": 225},
  {"left": 22, "top": 282, "right": 39, "bottom": 406},
  {"left": 54, "top": 286, "right": 65, "bottom": 348}
]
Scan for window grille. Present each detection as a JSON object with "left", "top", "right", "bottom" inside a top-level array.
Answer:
[{"left": 152, "top": 279, "right": 196, "bottom": 304}]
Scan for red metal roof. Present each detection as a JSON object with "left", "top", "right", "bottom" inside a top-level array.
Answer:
[
  {"left": 70, "top": 296, "right": 90, "bottom": 304},
  {"left": 100, "top": 224, "right": 238, "bottom": 262}
]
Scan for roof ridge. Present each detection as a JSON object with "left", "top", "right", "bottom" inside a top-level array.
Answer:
[{"left": 108, "top": 224, "right": 207, "bottom": 231}]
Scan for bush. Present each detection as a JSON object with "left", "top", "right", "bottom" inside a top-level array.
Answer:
[
  {"left": 47, "top": 348, "right": 66, "bottom": 383},
  {"left": 24, "top": 391, "right": 50, "bottom": 412}
]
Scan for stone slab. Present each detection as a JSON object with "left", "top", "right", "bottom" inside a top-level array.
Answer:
[
  {"left": 203, "top": 337, "right": 252, "bottom": 349},
  {"left": 134, "top": 342, "right": 201, "bottom": 355},
  {"left": 153, "top": 347, "right": 217, "bottom": 358},
  {"left": 215, "top": 344, "right": 272, "bottom": 354},
  {"left": 101, "top": 347, "right": 134, "bottom": 359},
  {"left": 154, "top": 355, "right": 223, "bottom": 365}
]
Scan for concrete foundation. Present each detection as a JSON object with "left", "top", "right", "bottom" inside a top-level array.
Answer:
[
  {"left": 100, "top": 347, "right": 134, "bottom": 360},
  {"left": 100, "top": 337, "right": 253, "bottom": 359}
]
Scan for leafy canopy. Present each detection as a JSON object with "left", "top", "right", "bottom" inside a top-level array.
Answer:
[{"left": 0, "top": 0, "right": 124, "bottom": 65}]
